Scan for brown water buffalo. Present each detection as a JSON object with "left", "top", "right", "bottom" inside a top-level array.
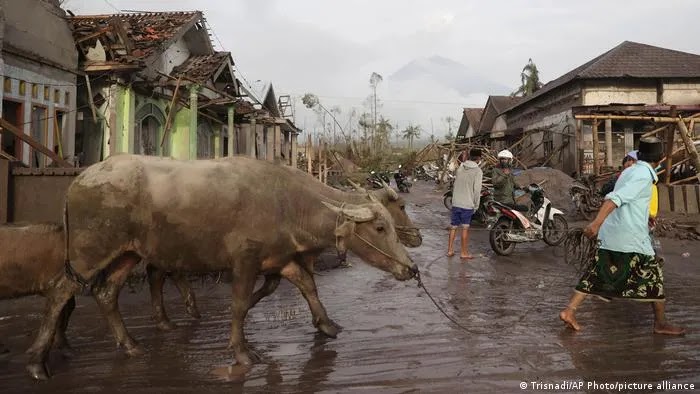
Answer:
[
  {"left": 26, "top": 154, "right": 417, "bottom": 380},
  {"left": 149, "top": 182, "right": 423, "bottom": 331},
  {"left": 0, "top": 224, "right": 74, "bottom": 354}
]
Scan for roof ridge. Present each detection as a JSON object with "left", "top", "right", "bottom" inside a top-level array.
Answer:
[{"left": 69, "top": 11, "right": 201, "bottom": 19}]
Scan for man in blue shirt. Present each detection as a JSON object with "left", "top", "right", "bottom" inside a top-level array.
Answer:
[{"left": 560, "top": 137, "right": 684, "bottom": 336}]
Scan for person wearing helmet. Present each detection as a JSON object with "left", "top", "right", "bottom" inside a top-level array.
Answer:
[
  {"left": 560, "top": 137, "right": 684, "bottom": 336},
  {"left": 491, "top": 149, "right": 518, "bottom": 207}
]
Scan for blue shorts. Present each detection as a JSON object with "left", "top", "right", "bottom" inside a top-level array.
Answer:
[{"left": 450, "top": 207, "right": 474, "bottom": 227}]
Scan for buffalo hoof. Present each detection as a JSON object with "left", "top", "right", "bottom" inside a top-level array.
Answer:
[
  {"left": 156, "top": 320, "right": 177, "bottom": 331},
  {"left": 125, "top": 345, "right": 145, "bottom": 357},
  {"left": 186, "top": 306, "right": 202, "bottom": 320},
  {"left": 317, "top": 321, "right": 339, "bottom": 338},
  {"left": 27, "top": 363, "right": 50, "bottom": 381}
]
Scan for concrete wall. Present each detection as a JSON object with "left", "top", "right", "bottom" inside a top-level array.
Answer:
[
  {"left": 156, "top": 37, "right": 191, "bottom": 76},
  {"left": 583, "top": 85, "right": 657, "bottom": 105},
  {"left": 0, "top": 0, "right": 77, "bottom": 71},
  {"left": 662, "top": 83, "right": 700, "bottom": 105},
  {"left": 8, "top": 170, "right": 78, "bottom": 223}
]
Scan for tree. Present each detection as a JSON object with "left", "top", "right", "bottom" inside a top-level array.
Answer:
[
  {"left": 512, "top": 58, "right": 543, "bottom": 97},
  {"left": 402, "top": 124, "right": 422, "bottom": 151},
  {"left": 376, "top": 117, "right": 393, "bottom": 152},
  {"left": 369, "top": 72, "right": 383, "bottom": 152}
]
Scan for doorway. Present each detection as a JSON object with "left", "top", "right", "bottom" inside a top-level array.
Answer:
[{"left": 1, "top": 100, "right": 23, "bottom": 160}]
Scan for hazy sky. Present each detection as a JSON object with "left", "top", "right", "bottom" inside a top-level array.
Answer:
[{"left": 64, "top": 0, "right": 700, "bottom": 140}]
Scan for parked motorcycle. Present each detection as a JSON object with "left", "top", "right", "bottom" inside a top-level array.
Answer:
[
  {"left": 489, "top": 183, "right": 568, "bottom": 256},
  {"left": 394, "top": 165, "right": 412, "bottom": 193},
  {"left": 366, "top": 171, "right": 384, "bottom": 189},
  {"left": 569, "top": 176, "right": 603, "bottom": 220}
]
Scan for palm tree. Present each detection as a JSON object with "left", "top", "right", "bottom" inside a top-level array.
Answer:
[
  {"left": 512, "top": 58, "right": 543, "bottom": 97},
  {"left": 376, "top": 117, "right": 393, "bottom": 152},
  {"left": 402, "top": 124, "right": 422, "bottom": 151}
]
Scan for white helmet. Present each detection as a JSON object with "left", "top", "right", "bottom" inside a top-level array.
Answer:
[{"left": 497, "top": 149, "right": 514, "bottom": 160}]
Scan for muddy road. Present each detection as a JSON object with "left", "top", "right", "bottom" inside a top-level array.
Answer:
[{"left": 1, "top": 181, "right": 699, "bottom": 393}]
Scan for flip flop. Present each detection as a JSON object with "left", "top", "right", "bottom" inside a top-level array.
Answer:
[
  {"left": 446, "top": 252, "right": 455, "bottom": 257},
  {"left": 460, "top": 255, "right": 475, "bottom": 260}
]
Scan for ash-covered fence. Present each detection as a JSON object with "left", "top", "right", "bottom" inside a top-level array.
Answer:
[{"left": 0, "top": 160, "right": 83, "bottom": 224}]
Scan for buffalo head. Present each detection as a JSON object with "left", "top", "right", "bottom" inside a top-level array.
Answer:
[
  {"left": 367, "top": 182, "right": 423, "bottom": 248},
  {"left": 322, "top": 202, "right": 417, "bottom": 281}
]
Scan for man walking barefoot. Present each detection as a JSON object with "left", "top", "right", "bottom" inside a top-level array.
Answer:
[
  {"left": 559, "top": 137, "right": 684, "bottom": 336},
  {"left": 447, "top": 149, "right": 483, "bottom": 260}
]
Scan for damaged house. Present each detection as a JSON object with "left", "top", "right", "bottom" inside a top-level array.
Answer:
[
  {"left": 489, "top": 41, "right": 700, "bottom": 176},
  {"left": 0, "top": 0, "right": 77, "bottom": 168},
  {"left": 69, "top": 10, "right": 300, "bottom": 166}
]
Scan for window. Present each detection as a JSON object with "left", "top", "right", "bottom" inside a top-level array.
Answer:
[
  {"left": 44, "top": 86, "right": 50, "bottom": 101},
  {"left": 54, "top": 89, "right": 61, "bottom": 104},
  {"left": 65, "top": 91, "right": 70, "bottom": 106},
  {"left": 197, "top": 121, "right": 214, "bottom": 159},
  {"left": 4, "top": 78, "right": 12, "bottom": 93},
  {"left": 31, "top": 84, "right": 38, "bottom": 99},
  {"left": 134, "top": 103, "right": 168, "bottom": 156}
]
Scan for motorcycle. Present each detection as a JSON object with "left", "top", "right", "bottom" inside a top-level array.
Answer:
[
  {"left": 366, "top": 171, "right": 384, "bottom": 189},
  {"left": 569, "top": 176, "right": 603, "bottom": 220},
  {"left": 394, "top": 165, "right": 412, "bottom": 193},
  {"left": 489, "top": 183, "right": 568, "bottom": 256}
]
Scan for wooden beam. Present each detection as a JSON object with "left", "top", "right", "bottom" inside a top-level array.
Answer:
[
  {"left": 54, "top": 116, "right": 64, "bottom": 159},
  {"left": 664, "top": 107, "right": 677, "bottom": 185},
  {"left": 641, "top": 124, "right": 669, "bottom": 138},
  {"left": 0, "top": 159, "right": 8, "bottom": 223},
  {"left": 591, "top": 119, "right": 600, "bottom": 176},
  {"left": 677, "top": 116, "right": 700, "bottom": 183},
  {"left": 161, "top": 76, "right": 182, "bottom": 147},
  {"left": 84, "top": 63, "right": 141, "bottom": 72},
  {"left": 84, "top": 74, "right": 99, "bottom": 124},
  {"left": 0, "top": 118, "right": 72, "bottom": 167}
]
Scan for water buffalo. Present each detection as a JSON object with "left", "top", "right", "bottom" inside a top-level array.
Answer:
[
  {"left": 26, "top": 154, "right": 417, "bottom": 380},
  {"left": 0, "top": 224, "right": 74, "bottom": 354},
  {"left": 148, "top": 182, "right": 423, "bottom": 332}
]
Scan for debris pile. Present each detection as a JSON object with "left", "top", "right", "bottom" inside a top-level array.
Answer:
[
  {"left": 515, "top": 167, "right": 577, "bottom": 213},
  {"left": 654, "top": 219, "right": 700, "bottom": 240}
]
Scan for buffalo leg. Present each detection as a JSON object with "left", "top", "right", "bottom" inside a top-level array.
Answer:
[
  {"left": 281, "top": 262, "right": 338, "bottom": 338},
  {"left": 249, "top": 274, "right": 281, "bottom": 309},
  {"left": 93, "top": 255, "right": 143, "bottom": 357},
  {"left": 228, "top": 262, "right": 258, "bottom": 366},
  {"left": 52, "top": 296, "right": 76, "bottom": 354},
  {"left": 146, "top": 264, "right": 176, "bottom": 331},
  {"left": 26, "top": 275, "right": 80, "bottom": 381},
  {"left": 171, "top": 272, "right": 201, "bottom": 319}
]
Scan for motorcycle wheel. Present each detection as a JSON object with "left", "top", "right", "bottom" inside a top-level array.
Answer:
[
  {"left": 489, "top": 217, "right": 516, "bottom": 256},
  {"left": 443, "top": 194, "right": 453, "bottom": 210},
  {"left": 543, "top": 214, "right": 568, "bottom": 246}
]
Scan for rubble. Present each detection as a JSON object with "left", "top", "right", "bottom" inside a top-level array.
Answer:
[
  {"left": 515, "top": 167, "right": 577, "bottom": 213},
  {"left": 654, "top": 218, "right": 700, "bottom": 240}
]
